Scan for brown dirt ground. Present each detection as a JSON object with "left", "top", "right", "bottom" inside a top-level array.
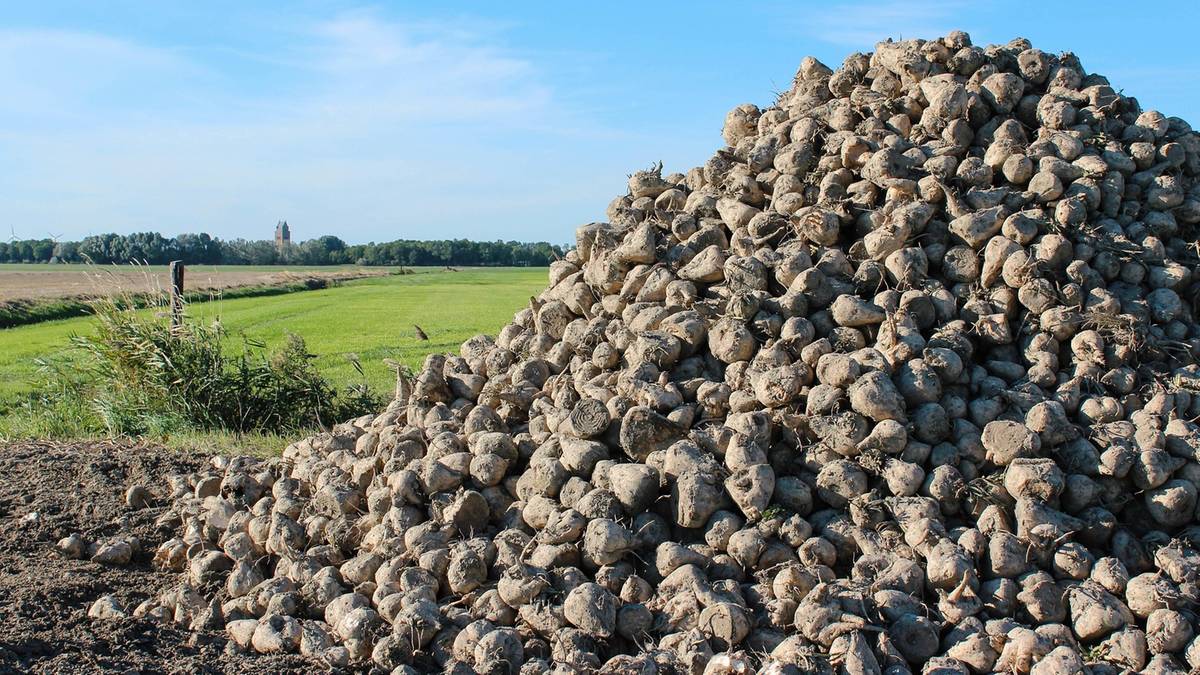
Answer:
[
  {"left": 0, "top": 441, "right": 322, "bottom": 674},
  {"left": 0, "top": 267, "right": 389, "bottom": 302}
]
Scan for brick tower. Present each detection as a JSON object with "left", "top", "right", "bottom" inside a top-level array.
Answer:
[{"left": 274, "top": 220, "right": 291, "bottom": 251}]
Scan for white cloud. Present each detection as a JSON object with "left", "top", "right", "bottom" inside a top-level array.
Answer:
[
  {"left": 0, "top": 29, "right": 199, "bottom": 123},
  {"left": 302, "top": 13, "right": 554, "bottom": 125},
  {"left": 0, "top": 13, "right": 616, "bottom": 243},
  {"left": 795, "top": 1, "right": 977, "bottom": 49}
]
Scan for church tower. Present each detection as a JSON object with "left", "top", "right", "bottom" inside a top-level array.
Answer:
[{"left": 274, "top": 220, "right": 291, "bottom": 250}]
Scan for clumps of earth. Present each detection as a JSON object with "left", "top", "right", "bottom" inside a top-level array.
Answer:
[{"left": 68, "top": 31, "right": 1200, "bottom": 675}]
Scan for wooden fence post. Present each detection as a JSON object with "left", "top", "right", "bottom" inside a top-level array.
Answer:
[{"left": 169, "top": 260, "right": 185, "bottom": 328}]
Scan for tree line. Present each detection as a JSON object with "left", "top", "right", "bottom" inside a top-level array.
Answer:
[{"left": 0, "top": 232, "right": 565, "bottom": 267}]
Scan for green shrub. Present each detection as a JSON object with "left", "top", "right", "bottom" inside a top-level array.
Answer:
[{"left": 30, "top": 294, "right": 384, "bottom": 436}]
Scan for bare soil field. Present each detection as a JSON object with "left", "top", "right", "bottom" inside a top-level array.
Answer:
[
  {"left": 0, "top": 265, "right": 391, "bottom": 303},
  {"left": 0, "top": 442, "right": 314, "bottom": 674}
]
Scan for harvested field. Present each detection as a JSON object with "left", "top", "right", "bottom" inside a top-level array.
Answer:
[
  {"left": 0, "top": 264, "right": 392, "bottom": 303},
  {"left": 0, "top": 441, "right": 309, "bottom": 674}
]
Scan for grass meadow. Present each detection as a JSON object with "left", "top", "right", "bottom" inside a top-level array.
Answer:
[{"left": 0, "top": 267, "right": 547, "bottom": 452}]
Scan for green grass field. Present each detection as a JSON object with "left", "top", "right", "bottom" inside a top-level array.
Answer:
[{"left": 0, "top": 267, "right": 546, "bottom": 431}]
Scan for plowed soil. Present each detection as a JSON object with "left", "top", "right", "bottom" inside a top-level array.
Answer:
[
  {"left": 0, "top": 266, "right": 389, "bottom": 302},
  {"left": 0, "top": 441, "right": 313, "bottom": 674}
]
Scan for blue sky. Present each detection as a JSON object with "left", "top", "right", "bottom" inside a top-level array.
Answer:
[{"left": 2, "top": 1, "right": 1198, "bottom": 245}]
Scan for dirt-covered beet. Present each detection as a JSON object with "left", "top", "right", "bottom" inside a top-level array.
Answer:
[
  {"left": 64, "top": 31, "right": 1200, "bottom": 675},
  {"left": 0, "top": 442, "right": 312, "bottom": 674}
]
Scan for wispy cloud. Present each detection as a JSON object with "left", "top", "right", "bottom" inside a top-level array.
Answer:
[
  {"left": 0, "top": 29, "right": 201, "bottom": 124},
  {"left": 792, "top": 0, "right": 978, "bottom": 49},
  {"left": 0, "top": 12, "right": 610, "bottom": 242},
  {"left": 302, "top": 12, "right": 553, "bottom": 124}
]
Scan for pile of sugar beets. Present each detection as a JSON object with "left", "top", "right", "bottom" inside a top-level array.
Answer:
[{"left": 95, "top": 32, "right": 1200, "bottom": 674}]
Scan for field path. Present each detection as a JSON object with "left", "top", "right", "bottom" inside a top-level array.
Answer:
[{"left": 0, "top": 264, "right": 390, "bottom": 302}]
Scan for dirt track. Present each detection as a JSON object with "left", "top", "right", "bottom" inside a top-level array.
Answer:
[
  {"left": 0, "top": 442, "right": 314, "bottom": 674},
  {"left": 0, "top": 267, "right": 389, "bottom": 303}
]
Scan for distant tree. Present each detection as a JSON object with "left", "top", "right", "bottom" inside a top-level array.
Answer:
[
  {"left": 52, "top": 240, "right": 81, "bottom": 262},
  {"left": 79, "top": 233, "right": 122, "bottom": 263},
  {"left": 172, "top": 232, "right": 221, "bottom": 264},
  {"left": 296, "top": 236, "right": 343, "bottom": 265},
  {"left": 317, "top": 235, "right": 346, "bottom": 253},
  {"left": 315, "top": 235, "right": 348, "bottom": 264},
  {"left": 11, "top": 240, "right": 33, "bottom": 262},
  {"left": 30, "top": 239, "right": 55, "bottom": 262},
  {"left": 4, "top": 231, "right": 564, "bottom": 267},
  {"left": 222, "top": 238, "right": 279, "bottom": 265},
  {"left": 119, "top": 231, "right": 172, "bottom": 264}
]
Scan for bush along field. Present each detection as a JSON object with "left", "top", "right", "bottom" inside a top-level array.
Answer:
[{"left": 0, "top": 268, "right": 546, "bottom": 453}]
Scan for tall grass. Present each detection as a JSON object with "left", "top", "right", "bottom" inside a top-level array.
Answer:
[{"left": 13, "top": 291, "right": 384, "bottom": 439}]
